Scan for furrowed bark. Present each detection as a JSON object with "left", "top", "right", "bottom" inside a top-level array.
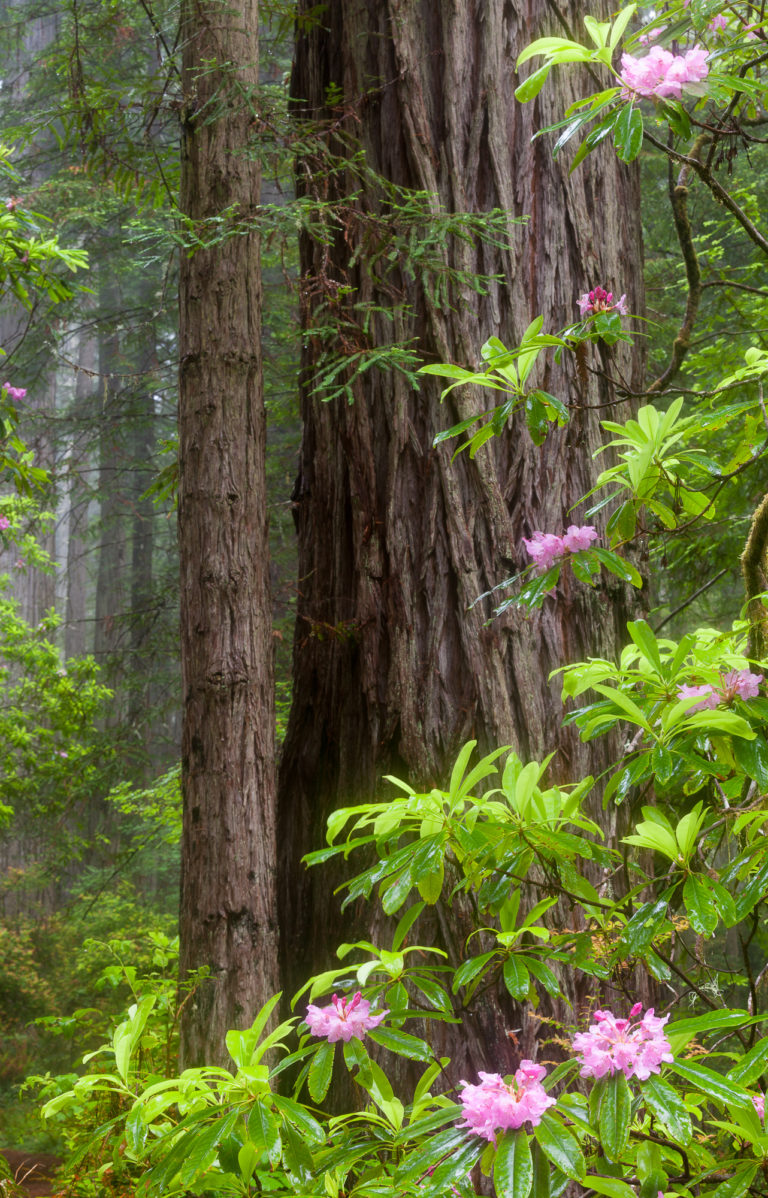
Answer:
[
  {"left": 279, "top": 0, "right": 646, "bottom": 1086},
  {"left": 177, "top": 0, "right": 277, "bottom": 1068}
]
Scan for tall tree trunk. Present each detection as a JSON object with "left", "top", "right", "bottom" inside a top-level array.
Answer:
[
  {"left": 177, "top": 0, "right": 278, "bottom": 1067},
  {"left": 126, "top": 285, "right": 158, "bottom": 758},
  {"left": 279, "top": 0, "right": 645, "bottom": 1083},
  {"left": 64, "top": 324, "right": 96, "bottom": 662},
  {"left": 94, "top": 266, "right": 126, "bottom": 674}
]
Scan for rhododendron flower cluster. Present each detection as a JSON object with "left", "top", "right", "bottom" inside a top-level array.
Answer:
[
  {"left": 638, "top": 25, "right": 666, "bottom": 45},
  {"left": 721, "top": 669, "right": 763, "bottom": 700},
  {"left": 753, "top": 1093, "right": 765, "bottom": 1120},
  {"left": 572, "top": 1003, "right": 673, "bottom": 1081},
  {"left": 0, "top": 516, "right": 9, "bottom": 532},
  {"left": 2, "top": 382, "right": 26, "bottom": 401},
  {"left": 523, "top": 525, "right": 598, "bottom": 570},
  {"left": 678, "top": 669, "right": 763, "bottom": 710},
  {"left": 620, "top": 45, "right": 709, "bottom": 100},
  {"left": 578, "top": 286, "right": 627, "bottom": 318},
  {"left": 305, "top": 991, "right": 388, "bottom": 1042},
  {"left": 677, "top": 683, "right": 719, "bottom": 712},
  {"left": 458, "top": 1063, "right": 556, "bottom": 1140}
]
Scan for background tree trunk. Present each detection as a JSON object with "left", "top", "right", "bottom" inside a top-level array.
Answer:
[
  {"left": 94, "top": 265, "right": 126, "bottom": 679},
  {"left": 64, "top": 323, "right": 96, "bottom": 662},
  {"left": 177, "top": 0, "right": 278, "bottom": 1068},
  {"left": 126, "top": 279, "right": 159, "bottom": 762},
  {"left": 279, "top": 0, "right": 646, "bottom": 1083}
]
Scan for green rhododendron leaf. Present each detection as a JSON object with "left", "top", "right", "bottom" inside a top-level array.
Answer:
[
  {"left": 683, "top": 873, "right": 719, "bottom": 936},
  {"left": 307, "top": 1038, "right": 335, "bottom": 1102},
  {"left": 495, "top": 1128, "right": 533, "bottom": 1198},
  {"left": 733, "top": 734, "right": 768, "bottom": 786},
  {"left": 531, "top": 1140, "right": 551, "bottom": 1198},
  {"left": 584, "top": 1176, "right": 637, "bottom": 1198},
  {"left": 598, "top": 1071, "right": 631, "bottom": 1160},
  {"left": 515, "top": 64, "right": 552, "bottom": 102},
  {"left": 534, "top": 1114, "right": 585, "bottom": 1180},
  {"left": 503, "top": 956, "right": 531, "bottom": 1000},
  {"left": 367, "top": 1027, "right": 433, "bottom": 1062},
  {"left": 671, "top": 1060, "right": 753, "bottom": 1108}
]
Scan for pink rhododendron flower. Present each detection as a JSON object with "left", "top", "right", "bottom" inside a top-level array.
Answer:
[
  {"left": 578, "top": 286, "right": 628, "bottom": 318},
  {"left": 2, "top": 382, "right": 27, "bottom": 401},
  {"left": 572, "top": 1004, "right": 673, "bottom": 1081},
  {"left": 305, "top": 991, "right": 388, "bottom": 1043},
  {"left": 0, "top": 516, "right": 9, "bottom": 532},
  {"left": 458, "top": 1063, "right": 556, "bottom": 1140},
  {"left": 720, "top": 669, "right": 763, "bottom": 702},
  {"left": 639, "top": 25, "right": 667, "bottom": 45},
  {"left": 677, "top": 670, "right": 763, "bottom": 710},
  {"left": 708, "top": 15, "right": 728, "bottom": 33},
  {"left": 562, "top": 525, "right": 598, "bottom": 553},
  {"left": 522, "top": 531, "right": 565, "bottom": 571},
  {"left": 677, "top": 683, "right": 719, "bottom": 712},
  {"left": 753, "top": 1093, "right": 765, "bottom": 1120},
  {"left": 524, "top": 526, "right": 600, "bottom": 570},
  {"left": 620, "top": 45, "right": 709, "bottom": 100}
]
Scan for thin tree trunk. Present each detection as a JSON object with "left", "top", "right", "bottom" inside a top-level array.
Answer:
[
  {"left": 126, "top": 284, "right": 158, "bottom": 755},
  {"left": 177, "top": 0, "right": 278, "bottom": 1068},
  {"left": 93, "top": 266, "right": 126, "bottom": 676},
  {"left": 279, "top": 0, "right": 645, "bottom": 1084},
  {"left": 64, "top": 324, "right": 96, "bottom": 662}
]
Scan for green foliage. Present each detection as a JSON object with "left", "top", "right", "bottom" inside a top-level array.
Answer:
[
  {"left": 0, "top": 503, "right": 112, "bottom": 845},
  {"left": 0, "top": 145, "right": 88, "bottom": 311},
  {"left": 31, "top": 722, "right": 768, "bottom": 1197},
  {"left": 424, "top": 320, "right": 569, "bottom": 453},
  {"left": 559, "top": 617, "right": 766, "bottom": 803}
]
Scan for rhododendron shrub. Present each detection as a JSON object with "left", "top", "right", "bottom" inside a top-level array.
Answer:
[{"left": 45, "top": 722, "right": 768, "bottom": 1198}]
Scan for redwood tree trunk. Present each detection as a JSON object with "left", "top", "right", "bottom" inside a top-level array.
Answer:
[
  {"left": 178, "top": 0, "right": 277, "bottom": 1067},
  {"left": 126, "top": 280, "right": 158, "bottom": 757},
  {"left": 279, "top": 0, "right": 645, "bottom": 1080},
  {"left": 94, "top": 266, "right": 125, "bottom": 675}
]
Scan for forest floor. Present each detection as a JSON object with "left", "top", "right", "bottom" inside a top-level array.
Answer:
[{"left": 1, "top": 1150, "right": 60, "bottom": 1196}]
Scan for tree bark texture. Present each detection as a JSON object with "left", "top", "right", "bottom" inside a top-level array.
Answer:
[
  {"left": 279, "top": 0, "right": 646, "bottom": 1082},
  {"left": 178, "top": 0, "right": 278, "bottom": 1067}
]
